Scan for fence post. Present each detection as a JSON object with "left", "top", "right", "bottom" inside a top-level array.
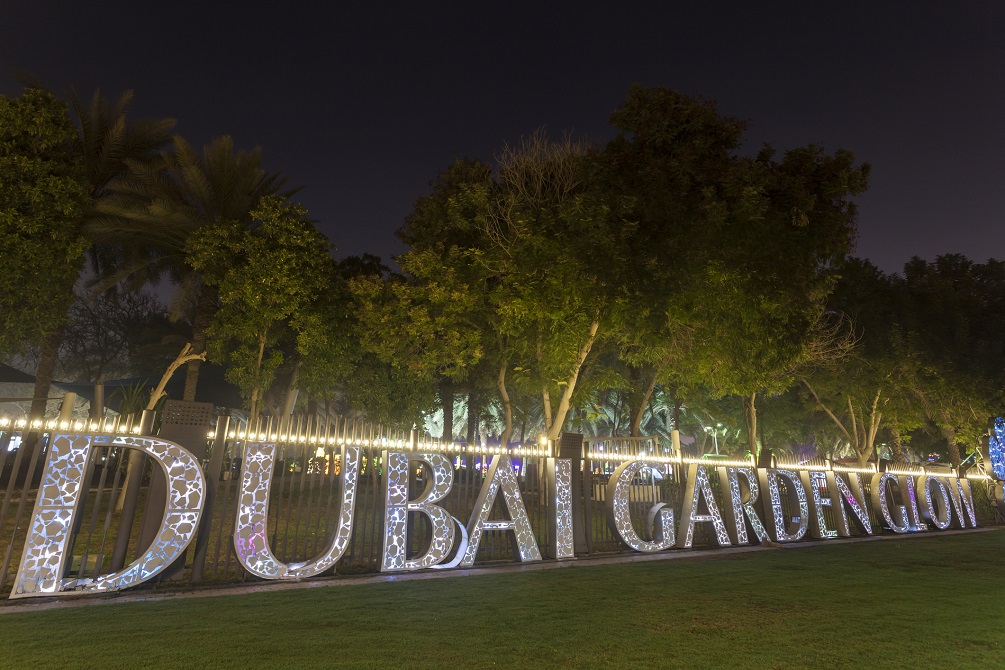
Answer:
[
  {"left": 191, "top": 415, "right": 230, "bottom": 582},
  {"left": 109, "top": 409, "right": 156, "bottom": 571},
  {"left": 136, "top": 401, "right": 214, "bottom": 579}
]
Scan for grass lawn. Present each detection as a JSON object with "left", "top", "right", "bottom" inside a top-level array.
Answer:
[{"left": 1, "top": 530, "right": 1003, "bottom": 669}]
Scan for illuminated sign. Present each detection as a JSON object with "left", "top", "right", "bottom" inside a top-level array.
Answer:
[
  {"left": 11, "top": 434, "right": 205, "bottom": 598},
  {"left": 7, "top": 434, "right": 983, "bottom": 598},
  {"left": 988, "top": 417, "right": 1005, "bottom": 481}
]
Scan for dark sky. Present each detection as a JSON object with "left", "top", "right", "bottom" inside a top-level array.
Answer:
[{"left": 3, "top": 2, "right": 1003, "bottom": 274}]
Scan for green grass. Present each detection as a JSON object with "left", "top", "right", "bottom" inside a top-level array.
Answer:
[{"left": 1, "top": 531, "right": 1004, "bottom": 669}]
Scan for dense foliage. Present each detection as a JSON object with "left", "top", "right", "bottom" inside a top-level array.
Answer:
[
  {"left": 2, "top": 84, "right": 1002, "bottom": 467},
  {"left": 0, "top": 88, "right": 88, "bottom": 358}
]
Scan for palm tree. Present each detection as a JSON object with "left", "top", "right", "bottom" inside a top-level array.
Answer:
[
  {"left": 91, "top": 135, "right": 290, "bottom": 400},
  {"left": 27, "top": 89, "right": 174, "bottom": 420}
]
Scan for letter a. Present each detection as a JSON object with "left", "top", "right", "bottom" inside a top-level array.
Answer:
[{"left": 461, "top": 455, "right": 542, "bottom": 565}]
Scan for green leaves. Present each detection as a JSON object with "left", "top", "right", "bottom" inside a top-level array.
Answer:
[
  {"left": 0, "top": 88, "right": 89, "bottom": 358},
  {"left": 352, "top": 246, "right": 486, "bottom": 383},
  {"left": 192, "top": 196, "right": 337, "bottom": 415}
]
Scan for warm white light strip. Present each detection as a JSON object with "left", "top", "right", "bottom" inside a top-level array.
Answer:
[
  {"left": 586, "top": 451, "right": 677, "bottom": 463},
  {"left": 832, "top": 464, "right": 879, "bottom": 474},
  {"left": 218, "top": 431, "right": 552, "bottom": 457},
  {"left": 681, "top": 456, "right": 755, "bottom": 468},
  {"left": 0, "top": 419, "right": 961, "bottom": 477},
  {"left": 887, "top": 468, "right": 928, "bottom": 476},
  {"left": 775, "top": 461, "right": 829, "bottom": 472},
  {"left": 0, "top": 419, "right": 146, "bottom": 438}
]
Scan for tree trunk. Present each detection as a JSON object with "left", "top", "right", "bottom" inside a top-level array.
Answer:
[
  {"left": 542, "top": 388, "right": 553, "bottom": 435},
  {"left": 29, "top": 323, "right": 67, "bottom": 420},
  {"left": 440, "top": 380, "right": 454, "bottom": 441},
  {"left": 281, "top": 362, "right": 301, "bottom": 418},
  {"left": 743, "top": 393, "right": 758, "bottom": 457},
  {"left": 497, "top": 363, "right": 513, "bottom": 449},
  {"left": 19, "top": 323, "right": 68, "bottom": 501},
  {"left": 146, "top": 343, "right": 205, "bottom": 411},
  {"left": 759, "top": 400, "right": 767, "bottom": 452},
  {"left": 888, "top": 424, "right": 904, "bottom": 462},
  {"left": 943, "top": 426, "right": 962, "bottom": 467},
  {"left": 827, "top": 437, "right": 841, "bottom": 460},
  {"left": 247, "top": 333, "right": 267, "bottom": 423},
  {"left": 626, "top": 367, "right": 641, "bottom": 435},
  {"left": 466, "top": 389, "right": 479, "bottom": 444},
  {"left": 183, "top": 284, "right": 217, "bottom": 401},
  {"left": 91, "top": 381, "right": 105, "bottom": 422},
  {"left": 546, "top": 319, "right": 599, "bottom": 440},
  {"left": 249, "top": 388, "right": 261, "bottom": 428},
  {"left": 536, "top": 335, "right": 552, "bottom": 435},
  {"left": 116, "top": 344, "right": 204, "bottom": 513},
  {"left": 858, "top": 390, "right": 883, "bottom": 467},
  {"left": 629, "top": 368, "right": 659, "bottom": 437}
]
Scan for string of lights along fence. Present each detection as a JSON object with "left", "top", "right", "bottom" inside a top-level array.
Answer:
[{"left": 6, "top": 424, "right": 1002, "bottom": 600}]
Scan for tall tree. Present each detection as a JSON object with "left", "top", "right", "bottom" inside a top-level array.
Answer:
[
  {"left": 898, "top": 255, "right": 1005, "bottom": 466},
  {"left": 93, "top": 135, "right": 289, "bottom": 400},
  {"left": 599, "top": 85, "right": 754, "bottom": 436},
  {"left": 188, "top": 195, "right": 334, "bottom": 422},
  {"left": 361, "top": 86, "right": 868, "bottom": 450},
  {"left": 601, "top": 86, "right": 869, "bottom": 454},
  {"left": 0, "top": 88, "right": 88, "bottom": 375},
  {"left": 478, "top": 131, "right": 616, "bottom": 442},
  {"left": 375, "top": 134, "right": 616, "bottom": 445},
  {"left": 351, "top": 245, "right": 487, "bottom": 427},
  {"left": 16, "top": 88, "right": 174, "bottom": 419},
  {"left": 283, "top": 253, "right": 437, "bottom": 426},
  {"left": 800, "top": 259, "right": 923, "bottom": 465},
  {"left": 397, "top": 159, "right": 496, "bottom": 438}
]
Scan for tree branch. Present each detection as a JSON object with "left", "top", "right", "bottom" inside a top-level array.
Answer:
[
  {"left": 801, "top": 378, "right": 854, "bottom": 445},
  {"left": 147, "top": 343, "right": 207, "bottom": 410}
]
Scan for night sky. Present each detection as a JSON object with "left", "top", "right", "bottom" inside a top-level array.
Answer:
[{"left": 3, "top": 2, "right": 1003, "bottom": 274}]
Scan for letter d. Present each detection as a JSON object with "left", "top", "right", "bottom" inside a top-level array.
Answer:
[{"left": 10, "top": 433, "right": 205, "bottom": 598}]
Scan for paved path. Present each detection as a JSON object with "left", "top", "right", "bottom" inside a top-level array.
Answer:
[{"left": 1, "top": 526, "right": 998, "bottom": 615}]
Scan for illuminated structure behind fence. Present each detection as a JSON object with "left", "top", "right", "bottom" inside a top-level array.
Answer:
[{"left": 0, "top": 414, "right": 1000, "bottom": 599}]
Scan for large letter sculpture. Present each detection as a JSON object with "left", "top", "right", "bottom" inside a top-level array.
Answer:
[
  {"left": 546, "top": 458, "right": 575, "bottom": 559},
  {"left": 11, "top": 433, "right": 205, "bottom": 598},
  {"left": 826, "top": 471, "right": 873, "bottom": 536},
  {"left": 943, "top": 476, "right": 978, "bottom": 528},
  {"left": 460, "top": 455, "right": 542, "bottom": 565},
  {"left": 898, "top": 474, "right": 927, "bottom": 531},
  {"left": 799, "top": 470, "right": 838, "bottom": 539},
  {"left": 605, "top": 460, "right": 676, "bottom": 551},
  {"left": 988, "top": 418, "right": 1005, "bottom": 480},
  {"left": 382, "top": 452, "right": 467, "bottom": 571},
  {"left": 916, "top": 475, "right": 951, "bottom": 530},
  {"left": 987, "top": 420, "right": 1005, "bottom": 517},
  {"left": 678, "top": 464, "right": 731, "bottom": 548},
  {"left": 870, "top": 473, "right": 910, "bottom": 533},
  {"left": 234, "top": 443, "right": 361, "bottom": 579},
  {"left": 758, "top": 469, "right": 809, "bottom": 542},
  {"left": 717, "top": 467, "right": 770, "bottom": 545}
]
